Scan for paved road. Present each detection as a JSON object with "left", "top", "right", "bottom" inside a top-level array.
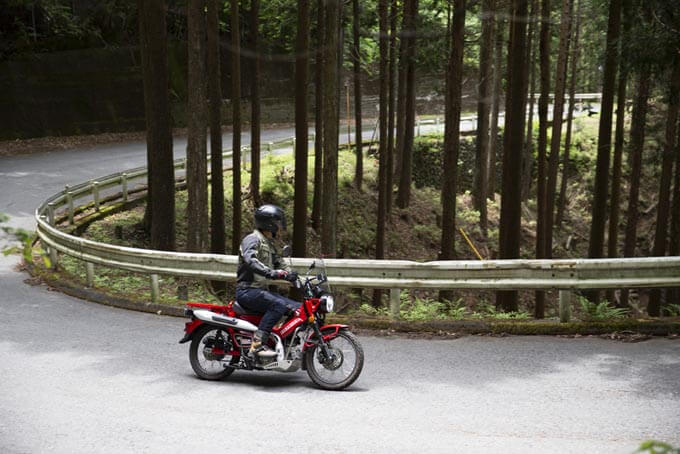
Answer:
[
  {"left": 1, "top": 270, "right": 678, "bottom": 453},
  {"left": 2, "top": 117, "right": 678, "bottom": 453}
]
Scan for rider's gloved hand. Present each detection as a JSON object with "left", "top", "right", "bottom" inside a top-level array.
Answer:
[
  {"left": 285, "top": 271, "right": 299, "bottom": 282},
  {"left": 267, "top": 269, "right": 289, "bottom": 280}
]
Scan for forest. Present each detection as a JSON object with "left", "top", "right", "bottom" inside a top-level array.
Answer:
[{"left": 3, "top": 0, "right": 680, "bottom": 319}]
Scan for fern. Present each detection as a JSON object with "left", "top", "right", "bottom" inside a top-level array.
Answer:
[
  {"left": 662, "top": 304, "right": 680, "bottom": 317},
  {"left": 578, "top": 296, "right": 629, "bottom": 321}
]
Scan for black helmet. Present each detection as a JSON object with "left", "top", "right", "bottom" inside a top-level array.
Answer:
[{"left": 254, "top": 204, "right": 286, "bottom": 236}]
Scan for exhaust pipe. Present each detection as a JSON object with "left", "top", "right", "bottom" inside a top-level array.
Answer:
[{"left": 192, "top": 309, "right": 258, "bottom": 332}]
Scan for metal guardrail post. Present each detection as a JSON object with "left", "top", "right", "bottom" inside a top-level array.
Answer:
[
  {"left": 559, "top": 290, "right": 572, "bottom": 323},
  {"left": 47, "top": 202, "right": 55, "bottom": 225},
  {"left": 242, "top": 146, "right": 249, "bottom": 171},
  {"left": 151, "top": 274, "right": 160, "bottom": 303},
  {"left": 86, "top": 262, "right": 95, "bottom": 287},
  {"left": 267, "top": 142, "right": 273, "bottom": 154},
  {"left": 416, "top": 118, "right": 421, "bottom": 136},
  {"left": 121, "top": 173, "right": 128, "bottom": 202},
  {"left": 292, "top": 137, "right": 296, "bottom": 150},
  {"left": 390, "top": 288, "right": 401, "bottom": 319},
  {"left": 65, "top": 185, "right": 74, "bottom": 225},
  {"left": 46, "top": 202, "right": 58, "bottom": 269},
  {"left": 92, "top": 181, "right": 100, "bottom": 211},
  {"left": 435, "top": 116, "right": 439, "bottom": 126}
]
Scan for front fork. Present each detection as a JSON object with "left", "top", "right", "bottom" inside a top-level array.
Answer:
[{"left": 311, "top": 320, "right": 335, "bottom": 363}]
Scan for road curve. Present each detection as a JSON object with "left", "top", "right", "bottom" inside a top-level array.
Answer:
[{"left": 1, "top": 123, "right": 678, "bottom": 453}]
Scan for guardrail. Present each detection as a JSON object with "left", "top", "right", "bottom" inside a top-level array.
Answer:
[{"left": 36, "top": 104, "right": 679, "bottom": 322}]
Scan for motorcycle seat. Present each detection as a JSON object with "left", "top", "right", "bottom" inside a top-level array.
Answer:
[{"left": 232, "top": 301, "right": 263, "bottom": 316}]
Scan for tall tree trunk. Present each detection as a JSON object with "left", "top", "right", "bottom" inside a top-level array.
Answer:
[
  {"left": 231, "top": 0, "right": 242, "bottom": 254},
  {"left": 207, "top": 0, "right": 225, "bottom": 293},
  {"left": 474, "top": 0, "right": 493, "bottom": 237},
  {"left": 488, "top": 3, "right": 504, "bottom": 197},
  {"left": 439, "top": 0, "right": 466, "bottom": 303},
  {"left": 556, "top": 0, "right": 582, "bottom": 227},
  {"left": 386, "top": 0, "right": 398, "bottom": 213},
  {"left": 138, "top": 0, "right": 175, "bottom": 252},
  {"left": 293, "top": 0, "right": 310, "bottom": 258},
  {"left": 186, "top": 0, "right": 209, "bottom": 253},
  {"left": 394, "top": 3, "right": 407, "bottom": 183},
  {"left": 374, "top": 0, "right": 389, "bottom": 306},
  {"left": 521, "top": 0, "right": 537, "bottom": 203},
  {"left": 587, "top": 0, "right": 621, "bottom": 265},
  {"left": 605, "top": 0, "right": 629, "bottom": 306},
  {"left": 544, "top": 0, "right": 573, "bottom": 262},
  {"left": 534, "top": 0, "right": 551, "bottom": 317},
  {"left": 312, "top": 1, "right": 324, "bottom": 232},
  {"left": 336, "top": 1, "right": 345, "bottom": 148},
  {"left": 620, "top": 67, "right": 650, "bottom": 307},
  {"left": 648, "top": 57, "right": 680, "bottom": 316},
  {"left": 140, "top": 2, "right": 154, "bottom": 235},
  {"left": 396, "top": 0, "right": 418, "bottom": 209},
  {"left": 321, "top": 0, "right": 340, "bottom": 257},
  {"left": 352, "top": 0, "right": 363, "bottom": 191},
  {"left": 250, "top": 0, "right": 261, "bottom": 206},
  {"left": 669, "top": 117, "right": 680, "bottom": 306},
  {"left": 496, "top": 0, "right": 529, "bottom": 312}
]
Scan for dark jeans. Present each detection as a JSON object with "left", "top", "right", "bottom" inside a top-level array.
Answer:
[{"left": 236, "top": 287, "right": 301, "bottom": 334}]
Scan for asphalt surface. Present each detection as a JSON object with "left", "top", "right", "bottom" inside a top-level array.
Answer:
[{"left": 2, "top": 117, "right": 678, "bottom": 453}]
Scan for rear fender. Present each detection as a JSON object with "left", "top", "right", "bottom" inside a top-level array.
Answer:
[
  {"left": 179, "top": 319, "right": 203, "bottom": 344},
  {"left": 302, "top": 324, "right": 348, "bottom": 351}
]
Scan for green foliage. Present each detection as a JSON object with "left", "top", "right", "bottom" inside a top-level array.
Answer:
[
  {"left": 358, "top": 303, "right": 388, "bottom": 317},
  {"left": 397, "top": 293, "right": 467, "bottom": 321},
  {"left": 577, "top": 296, "right": 629, "bottom": 321},
  {"left": 634, "top": 441, "right": 680, "bottom": 454},
  {"left": 2, "top": 0, "right": 138, "bottom": 59},
  {"left": 412, "top": 136, "right": 444, "bottom": 189},
  {"left": 567, "top": 117, "right": 599, "bottom": 170},
  {"left": 57, "top": 252, "right": 221, "bottom": 306},
  {"left": 1, "top": 213, "right": 36, "bottom": 263},
  {"left": 471, "top": 303, "right": 531, "bottom": 320},
  {"left": 412, "top": 224, "right": 440, "bottom": 244},
  {"left": 411, "top": 135, "right": 480, "bottom": 192},
  {"left": 662, "top": 304, "right": 680, "bottom": 317}
]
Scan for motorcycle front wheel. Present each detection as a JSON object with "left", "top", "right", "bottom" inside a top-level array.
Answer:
[
  {"left": 189, "top": 325, "right": 237, "bottom": 380},
  {"left": 305, "top": 330, "right": 364, "bottom": 390}
]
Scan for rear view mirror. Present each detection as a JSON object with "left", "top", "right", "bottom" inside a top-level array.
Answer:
[{"left": 282, "top": 245, "right": 292, "bottom": 257}]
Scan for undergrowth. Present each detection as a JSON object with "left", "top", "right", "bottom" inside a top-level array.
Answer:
[
  {"left": 355, "top": 292, "right": 531, "bottom": 321},
  {"left": 576, "top": 296, "right": 629, "bottom": 321},
  {"left": 31, "top": 113, "right": 677, "bottom": 320}
]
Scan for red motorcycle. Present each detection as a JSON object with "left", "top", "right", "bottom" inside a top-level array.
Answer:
[{"left": 179, "top": 257, "right": 364, "bottom": 390}]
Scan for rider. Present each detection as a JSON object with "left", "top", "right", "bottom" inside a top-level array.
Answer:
[{"left": 236, "top": 204, "right": 300, "bottom": 358}]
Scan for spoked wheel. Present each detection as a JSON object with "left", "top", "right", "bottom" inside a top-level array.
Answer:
[
  {"left": 305, "top": 330, "right": 364, "bottom": 390},
  {"left": 189, "top": 325, "right": 238, "bottom": 380}
]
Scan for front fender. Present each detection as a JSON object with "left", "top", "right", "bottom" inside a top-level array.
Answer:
[{"left": 302, "top": 324, "right": 349, "bottom": 351}]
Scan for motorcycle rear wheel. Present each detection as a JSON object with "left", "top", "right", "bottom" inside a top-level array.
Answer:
[
  {"left": 189, "top": 325, "right": 237, "bottom": 380},
  {"left": 305, "top": 330, "right": 364, "bottom": 390}
]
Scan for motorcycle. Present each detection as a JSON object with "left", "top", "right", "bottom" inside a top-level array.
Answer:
[{"left": 179, "top": 251, "right": 364, "bottom": 390}]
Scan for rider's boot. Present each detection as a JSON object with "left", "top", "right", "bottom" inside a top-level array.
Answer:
[{"left": 249, "top": 330, "right": 277, "bottom": 358}]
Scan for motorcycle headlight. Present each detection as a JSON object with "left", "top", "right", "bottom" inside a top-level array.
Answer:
[{"left": 321, "top": 294, "right": 335, "bottom": 313}]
